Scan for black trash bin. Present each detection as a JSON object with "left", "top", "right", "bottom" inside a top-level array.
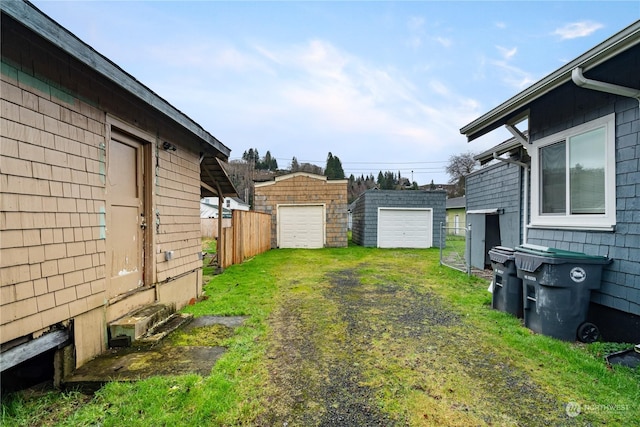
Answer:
[
  {"left": 489, "top": 246, "right": 523, "bottom": 318},
  {"left": 514, "top": 244, "right": 611, "bottom": 342}
]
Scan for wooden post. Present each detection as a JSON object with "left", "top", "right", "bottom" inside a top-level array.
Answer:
[{"left": 217, "top": 191, "right": 224, "bottom": 272}]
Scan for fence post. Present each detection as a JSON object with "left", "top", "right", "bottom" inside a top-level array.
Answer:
[
  {"left": 466, "top": 223, "right": 472, "bottom": 276},
  {"left": 439, "top": 222, "right": 443, "bottom": 266}
]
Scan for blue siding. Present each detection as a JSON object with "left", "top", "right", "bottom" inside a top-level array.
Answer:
[
  {"left": 466, "top": 161, "right": 522, "bottom": 249},
  {"left": 528, "top": 94, "right": 640, "bottom": 316},
  {"left": 351, "top": 190, "right": 446, "bottom": 248}
]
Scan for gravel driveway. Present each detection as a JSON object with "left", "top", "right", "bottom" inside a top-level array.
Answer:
[{"left": 259, "top": 267, "right": 580, "bottom": 426}]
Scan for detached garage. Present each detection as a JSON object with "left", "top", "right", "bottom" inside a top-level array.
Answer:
[
  {"left": 254, "top": 172, "right": 348, "bottom": 248},
  {"left": 351, "top": 190, "right": 446, "bottom": 248}
]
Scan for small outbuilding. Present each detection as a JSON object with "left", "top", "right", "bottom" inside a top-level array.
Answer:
[
  {"left": 253, "top": 172, "right": 348, "bottom": 249},
  {"left": 0, "top": 0, "right": 237, "bottom": 381},
  {"left": 351, "top": 190, "right": 446, "bottom": 248}
]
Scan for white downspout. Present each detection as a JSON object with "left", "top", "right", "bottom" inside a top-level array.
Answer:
[
  {"left": 572, "top": 67, "right": 640, "bottom": 111},
  {"left": 492, "top": 153, "right": 529, "bottom": 244}
]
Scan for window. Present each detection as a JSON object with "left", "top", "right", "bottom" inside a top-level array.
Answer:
[{"left": 530, "top": 114, "right": 615, "bottom": 230}]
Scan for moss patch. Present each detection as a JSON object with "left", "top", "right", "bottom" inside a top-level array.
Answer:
[{"left": 170, "top": 324, "right": 234, "bottom": 347}]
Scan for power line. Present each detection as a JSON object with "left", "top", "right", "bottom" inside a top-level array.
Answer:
[{"left": 228, "top": 157, "right": 448, "bottom": 165}]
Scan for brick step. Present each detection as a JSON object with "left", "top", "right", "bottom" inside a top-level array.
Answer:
[{"left": 108, "top": 303, "right": 175, "bottom": 346}]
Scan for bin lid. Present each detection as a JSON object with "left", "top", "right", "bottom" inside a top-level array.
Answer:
[
  {"left": 492, "top": 246, "right": 515, "bottom": 253},
  {"left": 515, "top": 244, "right": 609, "bottom": 261},
  {"left": 514, "top": 244, "right": 611, "bottom": 272},
  {"left": 489, "top": 246, "right": 516, "bottom": 263}
]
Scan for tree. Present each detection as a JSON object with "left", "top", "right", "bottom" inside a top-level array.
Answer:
[
  {"left": 290, "top": 156, "right": 300, "bottom": 172},
  {"left": 325, "top": 152, "right": 345, "bottom": 179},
  {"left": 242, "top": 148, "right": 259, "bottom": 166},
  {"left": 445, "top": 152, "right": 478, "bottom": 197},
  {"left": 261, "top": 151, "right": 278, "bottom": 171}
]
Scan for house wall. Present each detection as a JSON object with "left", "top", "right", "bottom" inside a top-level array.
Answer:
[
  {"left": 527, "top": 88, "right": 640, "bottom": 318},
  {"left": 465, "top": 161, "right": 523, "bottom": 249},
  {"left": 155, "top": 146, "right": 203, "bottom": 286},
  {"left": 351, "top": 190, "right": 446, "bottom": 247},
  {"left": 1, "top": 62, "right": 108, "bottom": 360},
  {"left": 1, "top": 18, "right": 204, "bottom": 367},
  {"left": 253, "top": 173, "right": 348, "bottom": 248},
  {"left": 445, "top": 208, "right": 466, "bottom": 234}
]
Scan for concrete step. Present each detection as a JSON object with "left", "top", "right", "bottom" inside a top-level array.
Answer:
[
  {"left": 138, "top": 313, "right": 193, "bottom": 346},
  {"left": 108, "top": 303, "right": 175, "bottom": 345}
]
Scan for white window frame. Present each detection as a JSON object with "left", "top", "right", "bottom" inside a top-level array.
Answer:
[{"left": 529, "top": 113, "right": 616, "bottom": 231}]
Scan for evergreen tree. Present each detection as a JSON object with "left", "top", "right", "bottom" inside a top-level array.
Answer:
[
  {"left": 261, "top": 151, "right": 278, "bottom": 171},
  {"left": 242, "top": 148, "right": 259, "bottom": 166},
  {"left": 325, "top": 152, "right": 345, "bottom": 179}
]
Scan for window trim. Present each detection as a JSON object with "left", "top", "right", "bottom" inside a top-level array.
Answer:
[{"left": 529, "top": 113, "right": 616, "bottom": 231}]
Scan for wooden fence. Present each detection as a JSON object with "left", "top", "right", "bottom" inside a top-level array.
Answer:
[
  {"left": 218, "top": 210, "right": 272, "bottom": 269},
  {"left": 201, "top": 218, "right": 232, "bottom": 238}
]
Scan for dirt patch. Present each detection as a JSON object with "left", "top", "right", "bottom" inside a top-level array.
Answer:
[
  {"left": 261, "top": 288, "right": 397, "bottom": 426},
  {"left": 261, "top": 268, "right": 578, "bottom": 426}
]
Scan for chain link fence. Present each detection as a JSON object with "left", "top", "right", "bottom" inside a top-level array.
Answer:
[{"left": 439, "top": 222, "right": 471, "bottom": 275}]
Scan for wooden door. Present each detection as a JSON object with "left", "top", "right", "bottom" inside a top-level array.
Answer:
[{"left": 107, "top": 133, "right": 145, "bottom": 299}]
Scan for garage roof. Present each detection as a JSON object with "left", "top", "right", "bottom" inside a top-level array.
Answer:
[{"left": 460, "top": 20, "right": 640, "bottom": 142}]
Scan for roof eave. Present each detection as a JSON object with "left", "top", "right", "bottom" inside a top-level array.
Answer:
[
  {"left": 460, "top": 20, "right": 640, "bottom": 142},
  {"left": 1, "top": 0, "right": 231, "bottom": 157}
]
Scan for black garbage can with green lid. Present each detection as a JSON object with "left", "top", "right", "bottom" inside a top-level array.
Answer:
[
  {"left": 489, "top": 246, "right": 523, "bottom": 318},
  {"left": 514, "top": 244, "right": 611, "bottom": 343}
]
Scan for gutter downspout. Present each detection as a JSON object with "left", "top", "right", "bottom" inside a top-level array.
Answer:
[
  {"left": 572, "top": 67, "right": 640, "bottom": 112},
  {"left": 492, "top": 153, "right": 529, "bottom": 245}
]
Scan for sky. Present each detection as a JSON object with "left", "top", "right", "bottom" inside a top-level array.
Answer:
[{"left": 31, "top": 1, "right": 640, "bottom": 185}]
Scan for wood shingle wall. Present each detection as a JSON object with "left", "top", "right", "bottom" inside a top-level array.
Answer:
[
  {"left": 1, "top": 61, "right": 107, "bottom": 346},
  {"left": 254, "top": 173, "right": 348, "bottom": 248},
  {"left": 1, "top": 7, "right": 219, "bottom": 369}
]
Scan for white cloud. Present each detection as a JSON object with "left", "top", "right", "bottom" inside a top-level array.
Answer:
[
  {"left": 407, "top": 16, "right": 425, "bottom": 32},
  {"left": 428, "top": 80, "right": 450, "bottom": 97},
  {"left": 147, "top": 40, "right": 273, "bottom": 74},
  {"left": 434, "top": 36, "right": 452, "bottom": 48},
  {"left": 496, "top": 45, "right": 517, "bottom": 60},
  {"left": 495, "top": 21, "right": 507, "bottom": 29},
  {"left": 237, "top": 39, "right": 482, "bottom": 159},
  {"left": 553, "top": 21, "right": 604, "bottom": 39},
  {"left": 407, "top": 16, "right": 425, "bottom": 48},
  {"left": 134, "top": 35, "right": 489, "bottom": 179},
  {"left": 491, "top": 59, "right": 535, "bottom": 90}
]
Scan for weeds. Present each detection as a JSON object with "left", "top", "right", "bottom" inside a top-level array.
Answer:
[{"left": 2, "top": 247, "right": 638, "bottom": 426}]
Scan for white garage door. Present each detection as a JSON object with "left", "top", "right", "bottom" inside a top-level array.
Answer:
[
  {"left": 278, "top": 205, "right": 324, "bottom": 248},
  {"left": 377, "top": 208, "right": 432, "bottom": 248}
]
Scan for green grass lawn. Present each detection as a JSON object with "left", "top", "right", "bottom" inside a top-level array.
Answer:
[{"left": 2, "top": 246, "right": 638, "bottom": 426}]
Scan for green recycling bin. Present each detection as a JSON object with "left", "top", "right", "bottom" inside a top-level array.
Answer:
[
  {"left": 489, "top": 246, "right": 523, "bottom": 318},
  {"left": 514, "top": 244, "right": 611, "bottom": 342}
]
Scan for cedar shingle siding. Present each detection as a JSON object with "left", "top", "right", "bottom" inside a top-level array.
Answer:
[
  {"left": 1, "top": 3, "right": 230, "bottom": 370},
  {"left": 254, "top": 173, "right": 348, "bottom": 248}
]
